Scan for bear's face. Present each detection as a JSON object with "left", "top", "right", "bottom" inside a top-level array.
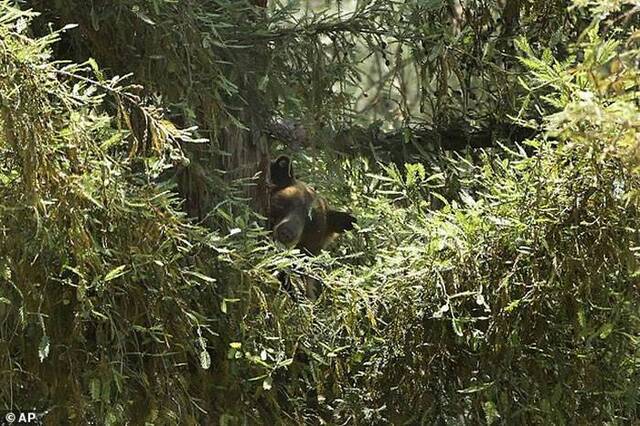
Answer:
[{"left": 269, "top": 155, "right": 356, "bottom": 255}]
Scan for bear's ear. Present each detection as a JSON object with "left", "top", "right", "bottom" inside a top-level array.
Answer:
[
  {"left": 327, "top": 210, "right": 357, "bottom": 233},
  {"left": 270, "top": 155, "right": 295, "bottom": 188}
]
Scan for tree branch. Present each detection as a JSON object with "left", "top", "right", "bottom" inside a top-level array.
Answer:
[{"left": 265, "top": 118, "right": 539, "bottom": 161}]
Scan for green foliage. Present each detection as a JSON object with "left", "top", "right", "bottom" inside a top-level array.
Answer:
[
  {"left": 1, "top": 0, "right": 640, "bottom": 425},
  {"left": 277, "top": 139, "right": 639, "bottom": 423},
  {"left": 0, "top": 3, "right": 269, "bottom": 422},
  {"left": 248, "top": 2, "right": 640, "bottom": 422}
]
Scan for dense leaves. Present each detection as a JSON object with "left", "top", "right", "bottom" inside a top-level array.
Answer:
[{"left": 0, "top": 0, "right": 639, "bottom": 424}]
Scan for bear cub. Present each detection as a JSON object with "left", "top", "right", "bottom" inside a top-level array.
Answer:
[{"left": 269, "top": 155, "right": 356, "bottom": 255}]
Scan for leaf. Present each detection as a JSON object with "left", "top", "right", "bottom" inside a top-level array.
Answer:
[
  {"left": 131, "top": 7, "right": 156, "bottom": 26},
  {"left": 598, "top": 323, "right": 614, "bottom": 339},
  {"left": 38, "top": 335, "right": 50, "bottom": 362},
  {"left": 200, "top": 349, "right": 211, "bottom": 370},
  {"left": 433, "top": 303, "right": 449, "bottom": 318},
  {"left": 105, "top": 411, "right": 118, "bottom": 426},
  {"left": 86, "top": 57, "right": 105, "bottom": 82},
  {"left": 184, "top": 270, "right": 217, "bottom": 284},
  {"left": 577, "top": 309, "right": 587, "bottom": 328},
  {"left": 100, "top": 131, "right": 124, "bottom": 151},
  {"left": 458, "top": 381, "right": 495, "bottom": 394},
  {"left": 90, "top": 378, "right": 101, "bottom": 401},
  {"left": 504, "top": 299, "right": 521, "bottom": 313},
  {"left": 430, "top": 191, "right": 450, "bottom": 206},
  {"left": 104, "top": 265, "right": 127, "bottom": 282},
  {"left": 258, "top": 74, "right": 270, "bottom": 91},
  {"left": 263, "top": 376, "right": 273, "bottom": 391},
  {"left": 483, "top": 401, "right": 501, "bottom": 424},
  {"left": 60, "top": 23, "right": 79, "bottom": 32},
  {"left": 101, "top": 378, "right": 111, "bottom": 402},
  {"left": 425, "top": 172, "right": 445, "bottom": 183},
  {"left": 220, "top": 298, "right": 240, "bottom": 314},
  {"left": 276, "top": 358, "right": 293, "bottom": 368}
]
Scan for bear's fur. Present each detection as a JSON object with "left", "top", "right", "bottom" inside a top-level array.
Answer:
[{"left": 269, "top": 155, "right": 356, "bottom": 255}]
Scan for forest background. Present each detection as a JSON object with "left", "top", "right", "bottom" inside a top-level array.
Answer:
[{"left": 0, "top": 0, "right": 639, "bottom": 423}]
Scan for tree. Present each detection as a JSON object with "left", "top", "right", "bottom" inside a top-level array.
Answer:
[{"left": 1, "top": 0, "right": 639, "bottom": 423}]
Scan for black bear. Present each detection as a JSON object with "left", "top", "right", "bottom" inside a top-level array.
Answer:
[{"left": 269, "top": 155, "right": 356, "bottom": 255}]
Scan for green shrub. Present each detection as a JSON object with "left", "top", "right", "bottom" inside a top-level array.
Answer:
[{"left": 0, "top": 1, "right": 639, "bottom": 425}]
